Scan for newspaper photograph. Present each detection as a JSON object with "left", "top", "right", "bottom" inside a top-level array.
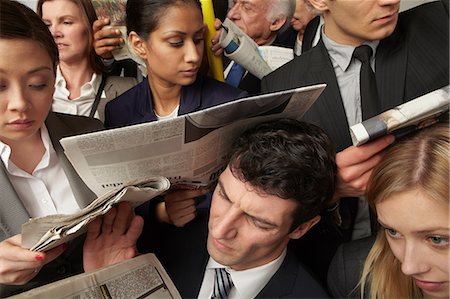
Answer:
[
  {"left": 59, "top": 84, "right": 325, "bottom": 197},
  {"left": 219, "top": 18, "right": 293, "bottom": 79},
  {"left": 10, "top": 253, "right": 181, "bottom": 299},
  {"left": 21, "top": 177, "right": 170, "bottom": 252},
  {"left": 350, "top": 85, "right": 450, "bottom": 146}
]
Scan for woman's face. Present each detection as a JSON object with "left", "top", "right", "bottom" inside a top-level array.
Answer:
[
  {"left": 41, "top": 0, "right": 90, "bottom": 65},
  {"left": 377, "top": 189, "right": 449, "bottom": 298},
  {"left": 0, "top": 39, "right": 54, "bottom": 144},
  {"left": 139, "top": 4, "right": 205, "bottom": 87}
]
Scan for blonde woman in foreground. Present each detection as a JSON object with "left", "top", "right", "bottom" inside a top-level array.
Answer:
[{"left": 360, "top": 122, "right": 449, "bottom": 298}]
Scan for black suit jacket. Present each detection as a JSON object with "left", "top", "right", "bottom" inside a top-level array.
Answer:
[
  {"left": 262, "top": 0, "right": 449, "bottom": 151},
  {"left": 261, "top": 0, "right": 449, "bottom": 285},
  {"left": 139, "top": 210, "right": 328, "bottom": 299}
]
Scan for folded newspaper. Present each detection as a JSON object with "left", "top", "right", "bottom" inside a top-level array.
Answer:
[
  {"left": 9, "top": 253, "right": 181, "bottom": 299},
  {"left": 21, "top": 177, "right": 170, "bottom": 252},
  {"left": 219, "top": 18, "right": 293, "bottom": 79},
  {"left": 350, "top": 86, "right": 450, "bottom": 146},
  {"left": 59, "top": 84, "right": 325, "bottom": 198}
]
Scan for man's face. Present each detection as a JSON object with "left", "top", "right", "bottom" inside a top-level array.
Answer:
[
  {"left": 207, "top": 166, "right": 308, "bottom": 270},
  {"left": 321, "top": 0, "right": 400, "bottom": 45},
  {"left": 227, "top": 0, "right": 277, "bottom": 45}
]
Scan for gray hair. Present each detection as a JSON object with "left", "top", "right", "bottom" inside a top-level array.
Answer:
[{"left": 266, "top": 0, "right": 296, "bottom": 32}]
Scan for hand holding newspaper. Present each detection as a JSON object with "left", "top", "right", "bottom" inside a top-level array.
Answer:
[
  {"left": 219, "top": 18, "right": 293, "bottom": 79},
  {"left": 350, "top": 86, "right": 450, "bottom": 146},
  {"left": 9, "top": 253, "right": 181, "bottom": 299},
  {"left": 21, "top": 177, "right": 170, "bottom": 252}
]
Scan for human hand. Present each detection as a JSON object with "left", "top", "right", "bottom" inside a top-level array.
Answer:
[
  {"left": 83, "top": 202, "right": 144, "bottom": 272},
  {"left": 157, "top": 189, "right": 209, "bottom": 227},
  {"left": 211, "top": 18, "right": 224, "bottom": 56},
  {"left": 92, "top": 18, "right": 124, "bottom": 59},
  {"left": 0, "top": 235, "right": 66, "bottom": 285},
  {"left": 333, "top": 135, "right": 395, "bottom": 202}
]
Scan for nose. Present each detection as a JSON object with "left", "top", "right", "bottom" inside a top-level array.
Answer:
[
  {"left": 210, "top": 207, "right": 240, "bottom": 240},
  {"left": 400, "top": 242, "right": 431, "bottom": 276},
  {"left": 378, "top": 0, "right": 400, "bottom": 7},
  {"left": 227, "top": 2, "right": 240, "bottom": 20},
  {"left": 7, "top": 85, "right": 30, "bottom": 112},
  {"left": 48, "top": 24, "right": 62, "bottom": 38},
  {"left": 184, "top": 40, "right": 201, "bottom": 65}
]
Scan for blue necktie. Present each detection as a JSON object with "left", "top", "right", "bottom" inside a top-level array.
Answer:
[
  {"left": 226, "top": 63, "right": 245, "bottom": 87},
  {"left": 211, "top": 268, "right": 234, "bottom": 299}
]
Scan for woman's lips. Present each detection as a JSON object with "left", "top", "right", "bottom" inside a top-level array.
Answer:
[{"left": 414, "top": 278, "right": 446, "bottom": 292}]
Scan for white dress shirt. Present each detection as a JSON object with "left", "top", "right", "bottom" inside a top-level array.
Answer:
[
  {"left": 52, "top": 66, "right": 105, "bottom": 119},
  {"left": 0, "top": 125, "right": 80, "bottom": 217},
  {"left": 197, "top": 249, "right": 286, "bottom": 299}
]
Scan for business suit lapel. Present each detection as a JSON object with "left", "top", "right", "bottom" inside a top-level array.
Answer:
[
  {"left": 302, "top": 41, "right": 353, "bottom": 150},
  {"left": 376, "top": 26, "right": 407, "bottom": 111},
  {"left": 45, "top": 113, "right": 96, "bottom": 208},
  {"left": 256, "top": 250, "right": 298, "bottom": 298},
  {"left": 0, "top": 164, "right": 29, "bottom": 238}
]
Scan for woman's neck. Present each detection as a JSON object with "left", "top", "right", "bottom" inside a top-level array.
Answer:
[
  {"left": 147, "top": 77, "right": 182, "bottom": 117},
  {"left": 59, "top": 60, "right": 95, "bottom": 100},
  {"left": 7, "top": 131, "right": 46, "bottom": 175}
]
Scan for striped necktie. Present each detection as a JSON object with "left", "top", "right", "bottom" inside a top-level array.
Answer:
[{"left": 211, "top": 268, "right": 234, "bottom": 299}]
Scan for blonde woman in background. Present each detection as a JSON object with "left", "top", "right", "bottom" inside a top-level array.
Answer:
[{"left": 360, "top": 123, "right": 449, "bottom": 298}]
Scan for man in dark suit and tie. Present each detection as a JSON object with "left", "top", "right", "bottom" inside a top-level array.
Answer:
[
  {"left": 261, "top": 0, "right": 449, "bottom": 284},
  {"left": 212, "top": 0, "right": 296, "bottom": 95},
  {"left": 134, "top": 119, "right": 336, "bottom": 298}
]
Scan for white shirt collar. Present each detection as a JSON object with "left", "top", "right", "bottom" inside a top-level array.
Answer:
[{"left": 206, "top": 249, "right": 287, "bottom": 299}]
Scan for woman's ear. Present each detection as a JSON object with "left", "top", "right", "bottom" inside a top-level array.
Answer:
[
  {"left": 288, "top": 215, "right": 321, "bottom": 240},
  {"left": 129, "top": 31, "right": 147, "bottom": 59}
]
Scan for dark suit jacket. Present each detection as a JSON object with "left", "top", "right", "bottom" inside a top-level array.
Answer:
[
  {"left": 104, "top": 74, "right": 248, "bottom": 128},
  {"left": 327, "top": 236, "right": 375, "bottom": 298},
  {"left": 224, "top": 32, "right": 297, "bottom": 96},
  {"left": 261, "top": 0, "right": 449, "bottom": 285},
  {"left": 0, "top": 113, "right": 103, "bottom": 297},
  {"left": 139, "top": 210, "right": 329, "bottom": 299}
]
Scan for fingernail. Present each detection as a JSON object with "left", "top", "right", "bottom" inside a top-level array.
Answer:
[{"left": 35, "top": 255, "right": 44, "bottom": 261}]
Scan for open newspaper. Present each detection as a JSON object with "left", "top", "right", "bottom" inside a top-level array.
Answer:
[
  {"left": 350, "top": 86, "right": 450, "bottom": 146},
  {"left": 219, "top": 18, "right": 294, "bottom": 79},
  {"left": 21, "top": 177, "right": 170, "bottom": 252},
  {"left": 59, "top": 84, "right": 325, "bottom": 197},
  {"left": 9, "top": 253, "right": 181, "bottom": 299}
]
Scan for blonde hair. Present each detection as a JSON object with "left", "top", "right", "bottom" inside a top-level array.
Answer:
[{"left": 359, "top": 122, "right": 449, "bottom": 299}]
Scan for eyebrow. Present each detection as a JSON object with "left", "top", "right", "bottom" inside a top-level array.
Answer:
[
  {"left": 378, "top": 219, "right": 449, "bottom": 234},
  {"left": 0, "top": 66, "right": 53, "bottom": 75},
  {"left": 217, "top": 179, "right": 278, "bottom": 228},
  {"left": 163, "top": 27, "right": 204, "bottom": 36}
]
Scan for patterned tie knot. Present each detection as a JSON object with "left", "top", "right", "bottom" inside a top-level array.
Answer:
[
  {"left": 212, "top": 268, "right": 234, "bottom": 299},
  {"left": 353, "top": 45, "right": 373, "bottom": 63}
]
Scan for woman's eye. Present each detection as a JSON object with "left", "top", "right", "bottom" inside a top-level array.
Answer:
[
  {"left": 385, "top": 228, "right": 401, "bottom": 238},
  {"left": 169, "top": 41, "right": 183, "bottom": 48},
  {"left": 29, "top": 84, "right": 47, "bottom": 90},
  {"left": 428, "top": 236, "right": 449, "bottom": 247}
]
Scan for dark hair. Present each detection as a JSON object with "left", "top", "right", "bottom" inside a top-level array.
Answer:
[
  {"left": 0, "top": 0, "right": 58, "bottom": 74},
  {"left": 37, "top": 0, "right": 104, "bottom": 74},
  {"left": 126, "top": 0, "right": 202, "bottom": 39},
  {"left": 229, "top": 118, "right": 337, "bottom": 231}
]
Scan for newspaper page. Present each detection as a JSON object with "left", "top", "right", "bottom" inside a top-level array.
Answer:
[
  {"left": 9, "top": 253, "right": 181, "bottom": 299},
  {"left": 350, "top": 86, "right": 450, "bottom": 146},
  {"left": 219, "top": 18, "right": 294, "bottom": 79},
  {"left": 21, "top": 177, "right": 170, "bottom": 252},
  {"left": 59, "top": 84, "right": 326, "bottom": 197}
]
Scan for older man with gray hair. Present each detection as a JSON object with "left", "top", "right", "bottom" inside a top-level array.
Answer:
[{"left": 212, "top": 0, "right": 296, "bottom": 95}]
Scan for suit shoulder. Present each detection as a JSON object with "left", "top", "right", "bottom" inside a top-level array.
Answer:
[
  {"left": 200, "top": 75, "right": 248, "bottom": 102},
  {"left": 49, "top": 112, "right": 103, "bottom": 134}
]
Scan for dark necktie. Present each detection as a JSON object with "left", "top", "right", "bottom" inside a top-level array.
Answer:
[
  {"left": 226, "top": 63, "right": 245, "bottom": 87},
  {"left": 352, "top": 45, "right": 379, "bottom": 120},
  {"left": 211, "top": 268, "right": 234, "bottom": 299}
]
